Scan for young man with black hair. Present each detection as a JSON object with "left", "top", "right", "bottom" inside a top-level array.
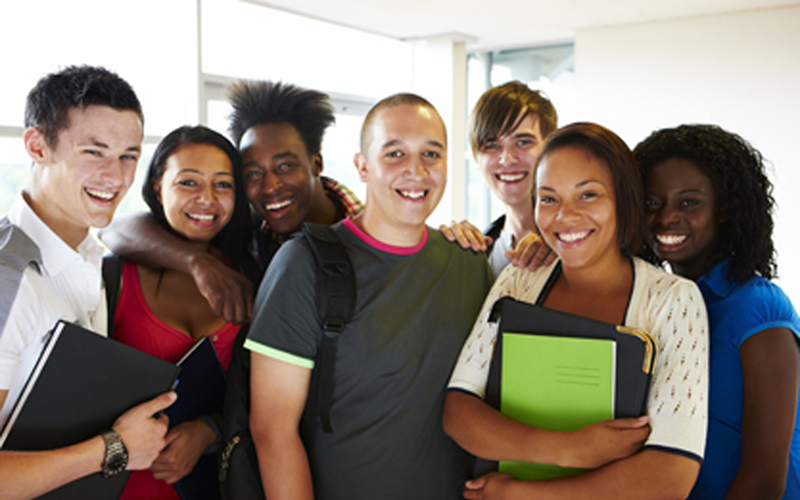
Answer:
[
  {"left": 0, "top": 65, "right": 175, "bottom": 500},
  {"left": 100, "top": 81, "right": 362, "bottom": 324},
  {"left": 246, "top": 94, "right": 492, "bottom": 500}
]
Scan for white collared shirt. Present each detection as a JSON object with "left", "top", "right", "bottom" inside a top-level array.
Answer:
[{"left": 0, "top": 193, "right": 107, "bottom": 427}]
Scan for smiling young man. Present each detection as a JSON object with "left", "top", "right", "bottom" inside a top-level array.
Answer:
[
  {"left": 443, "top": 81, "right": 558, "bottom": 275},
  {"left": 0, "top": 65, "right": 175, "bottom": 500},
  {"left": 245, "top": 94, "right": 493, "bottom": 500},
  {"left": 100, "top": 81, "right": 362, "bottom": 323},
  {"left": 472, "top": 81, "right": 557, "bottom": 274}
]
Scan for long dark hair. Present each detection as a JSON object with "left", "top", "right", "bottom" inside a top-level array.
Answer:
[{"left": 142, "top": 125, "right": 252, "bottom": 267}]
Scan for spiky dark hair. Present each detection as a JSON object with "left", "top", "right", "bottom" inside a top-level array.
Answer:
[{"left": 227, "top": 80, "right": 334, "bottom": 155}]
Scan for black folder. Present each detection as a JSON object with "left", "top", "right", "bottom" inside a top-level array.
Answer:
[
  {"left": 168, "top": 336, "right": 226, "bottom": 500},
  {"left": 0, "top": 320, "right": 179, "bottom": 500},
  {"left": 474, "top": 296, "right": 657, "bottom": 479}
]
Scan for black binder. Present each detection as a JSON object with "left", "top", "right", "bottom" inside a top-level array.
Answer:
[
  {"left": 168, "top": 336, "right": 226, "bottom": 500},
  {"left": 0, "top": 320, "right": 179, "bottom": 500},
  {"left": 474, "top": 296, "right": 657, "bottom": 478}
]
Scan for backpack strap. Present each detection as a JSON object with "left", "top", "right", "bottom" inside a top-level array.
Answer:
[
  {"left": 301, "top": 222, "right": 356, "bottom": 433},
  {"left": 483, "top": 214, "right": 506, "bottom": 254},
  {"left": 102, "top": 254, "right": 125, "bottom": 338}
]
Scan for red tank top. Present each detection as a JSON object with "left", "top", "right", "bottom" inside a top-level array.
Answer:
[{"left": 114, "top": 261, "right": 239, "bottom": 500}]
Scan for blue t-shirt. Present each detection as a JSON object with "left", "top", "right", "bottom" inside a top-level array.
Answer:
[{"left": 690, "top": 259, "right": 800, "bottom": 499}]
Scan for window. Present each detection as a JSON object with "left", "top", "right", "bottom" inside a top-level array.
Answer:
[
  {"left": 0, "top": 0, "right": 417, "bottom": 217},
  {"left": 0, "top": 0, "right": 197, "bottom": 215},
  {"left": 466, "top": 43, "right": 576, "bottom": 229}
]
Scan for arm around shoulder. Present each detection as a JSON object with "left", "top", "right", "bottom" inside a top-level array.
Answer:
[
  {"left": 100, "top": 211, "right": 254, "bottom": 323},
  {"left": 99, "top": 211, "right": 202, "bottom": 272}
]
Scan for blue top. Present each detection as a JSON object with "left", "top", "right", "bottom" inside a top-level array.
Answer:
[{"left": 690, "top": 259, "right": 800, "bottom": 499}]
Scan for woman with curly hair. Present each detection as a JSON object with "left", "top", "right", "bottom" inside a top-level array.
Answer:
[{"left": 635, "top": 124, "right": 800, "bottom": 500}]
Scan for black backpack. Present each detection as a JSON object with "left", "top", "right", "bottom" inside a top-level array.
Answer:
[
  {"left": 218, "top": 222, "right": 356, "bottom": 500},
  {"left": 484, "top": 214, "right": 506, "bottom": 255}
]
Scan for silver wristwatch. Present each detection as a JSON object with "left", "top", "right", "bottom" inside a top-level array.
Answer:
[{"left": 100, "top": 430, "right": 129, "bottom": 478}]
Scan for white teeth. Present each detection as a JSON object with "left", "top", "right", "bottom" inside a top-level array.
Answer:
[
  {"left": 498, "top": 173, "right": 525, "bottom": 182},
  {"left": 558, "top": 230, "right": 591, "bottom": 243},
  {"left": 86, "top": 188, "right": 114, "bottom": 200},
  {"left": 188, "top": 213, "right": 215, "bottom": 222},
  {"left": 656, "top": 234, "right": 687, "bottom": 245},
  {"left": 266, "top": 199, "right": 292, "bottom": 211},
  {"left": 399, "top": 190, "right": 425, "bottom": 200}
]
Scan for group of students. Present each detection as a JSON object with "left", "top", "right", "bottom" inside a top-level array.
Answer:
[{"left": 0, "top": 64, "right": 796, "bottom": 500}]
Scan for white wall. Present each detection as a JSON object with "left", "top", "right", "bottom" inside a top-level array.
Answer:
[{"left": 576, "top": 5, "right": 800, "bottom": 304}]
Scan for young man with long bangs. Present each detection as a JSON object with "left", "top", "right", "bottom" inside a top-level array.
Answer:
[
  {"left": 0, "top": 65, "right": 175, "bottom": 500},
  {"left": 443, "top": 81, "right": 558, "bottom": 275}
]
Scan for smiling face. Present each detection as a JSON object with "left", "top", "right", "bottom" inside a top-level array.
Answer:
[
  {"left": 476, "top": 113, "right": 544, "bottom": 210},
  {"left": 644, "top": 157, "right": 720, "bottom": 280},
  {"left": 240, "top": 122, "right": 322, "bottom": 235},
  {"left": 26, "top": 105, "right": 142, "bottom": 249},
  {"left": 535, "top": 146, "right": 620, "bottom": 271},
  {"left": 153, "top": 143, "right": 235, "bottom": 246},
  {"left": 355, "top": 104, "right": 447, "bottom": 246}
]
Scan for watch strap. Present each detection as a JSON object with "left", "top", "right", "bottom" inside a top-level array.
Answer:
[{"left": 100, "top": 430, "right": 128, "bottom": 478}]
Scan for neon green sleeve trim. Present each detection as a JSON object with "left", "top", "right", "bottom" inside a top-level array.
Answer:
[{"left": 244, "top": 339, "right": 315, "bottom": 369}]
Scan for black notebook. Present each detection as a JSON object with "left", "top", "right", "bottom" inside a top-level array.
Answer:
[
  {"left": 475, "top": 297, "right": 657, "bottom": 480},
  {"left": 0, "top": 320, "right": 179, "bottom": 500},
  {"left": 168, "top": 336, "right": 226, "bottom": 500}
]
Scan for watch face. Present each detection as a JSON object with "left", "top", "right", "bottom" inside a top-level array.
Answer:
[{"left": 108, "top": 454, "right": 127, "bottom": 470}]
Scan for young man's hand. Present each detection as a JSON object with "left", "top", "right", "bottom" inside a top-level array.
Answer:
[
  {"left": 113, "top": 392, "right": 176, "bottom": 471},
  {"left": 188, "top": 253, "right": 254, "bottom": 324},
  {"left": 505, "top": 232, "right": 556, "bottom": 271},
  {"left": 440, "top": 220, "right": 492, "bottom": 252}
]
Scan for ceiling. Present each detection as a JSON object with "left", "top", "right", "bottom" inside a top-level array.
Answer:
[{"left": 245, "top": 0, "right": 799, "bottom": 50}]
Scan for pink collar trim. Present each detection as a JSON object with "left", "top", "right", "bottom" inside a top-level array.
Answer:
[{"left": 342, "top": 218, "right": 427, "bottom": 255}]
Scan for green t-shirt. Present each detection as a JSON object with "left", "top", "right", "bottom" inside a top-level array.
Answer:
[{"left": 246, "top": 219, "right": 493, "bottom": 500}]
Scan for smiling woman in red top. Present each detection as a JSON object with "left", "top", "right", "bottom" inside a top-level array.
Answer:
[{"left": 111, "top": 125, "right": 257, "bottom": 500}]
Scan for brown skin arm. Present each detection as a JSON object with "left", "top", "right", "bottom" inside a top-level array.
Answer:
[
  {"left": 725, "top": 327, "right": 798, "bottom": 500},
  {"left": 463, "top": 449, "right": 699, "bottom": 500},
  {"left": 444, "top": 391, "right": 650, "bottom": 469},
  {"left": 99, "top": 211, "right": 254, "bottom": 324},
  {"left": 150, "top": 419, "right": 217, "bottom": 484},
  {"left": 0, "top": 390, "right": 174, "bottom": 500},
  {"left": 250, "top": 352, "right": 314, "bottom": 500},
  {"left": 505, "top": 231, "right": 557, "bottom": 271}
]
